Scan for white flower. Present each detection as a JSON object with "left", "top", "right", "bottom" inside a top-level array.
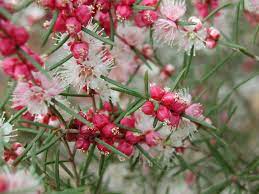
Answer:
[
  {"left": 0, "top": 168, "right": 43, "bottom": 194},
  {"left": 57, "top": 19, "right": 116, "bottom": 102},
  {"left": 0, "top": 113, "right": 12, "bottom": 143},
  {"left": 153, "top": 0, "right": 186, "bottom": 47},
  {"left": 134, "top": 111, "right": 154, "bottom": 132},
  {"left": 177, "top": 27, "right": 207, "bottom": 55},
  {"left": 12, "top": 72, "right": 63, "bottom": 115},
  {"left": 170, "top": 118, "right": 198, "bottom": 147},
  {"left": 245, "top": 0, "right": 259, "bottom": 14}
]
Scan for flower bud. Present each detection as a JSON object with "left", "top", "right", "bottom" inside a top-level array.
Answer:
[
  {"left": 141, "top": 101, "right": 155, "bottom": 115},
  {"left": 205, "top": 38, "right": 217, "bottom": 49},
  {"left": 188, "top": 16, "right": 203, "bottom": 31},
  {"left": 185, "top": 103, "right": 203, "bottom": 118},
  {"left": 48, "top": 116, "right": 60, "bottom": 128},
  {"left": 120, "top": 116, "right": 136, "bottom": 128},
  {"left": 140, "top": 10, "right": 158, "bottom": 26},
  {"left": 150, "top": 84, "right": 165, "bottom": 101},
  {"left": 70, "top": 41, "right": 89, "bottom": 61},
  {"left": 117, "top": 140, "right": 134, "bottom": 156},
  {"left": 161, "top": 92, "right": 176, "bottom": 107},
  {"left": 208, "top": 27, "right": 220, "bottom": 40},
  {"left": 168, "top": 112, "right": 180, "bottom": 127},
  {"left": 66, "top": 17, "right": 81, "bottom": 35},
  {"left": 0, "top": 38, "right": 16, "bottom": 56},
  {"left": 116, "top": 4, "right": 133, "bottom": 20},
  {"left": 156, "top": 105, "right": 170, "bottom": 122},
  {"left": 75, "top": 5, "right": 92, "bottom": 24},
  {"left": 101, "top": 123, "right": 120, "bottom": 138},
  {"left": 54, "top": 14, "right": 67, "bottom": 32},
  {"left": 93, "top": 113, "right": 110, "bottom": 129},
  {"left": 96, "top": 0, "right": 111, "bottom": 13},
  {"left": 145, "top": 131, "right": 161, "bottom": 147},
  {"left": 125, "top": 131, "right": 142, "bottom": 144}
]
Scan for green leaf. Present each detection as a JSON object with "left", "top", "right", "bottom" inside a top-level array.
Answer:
[
  {"left": 101, "top": 75, "right": 146, "bottom": 98},
  {"left": 233, "top": 1, "right": 242, "bottom": 43},
  {"left": 53, "top": 99, "right": 92, "bottom": 127},
  {"left": 200, "top": 52, "right": 235, "bottom": 82},
  {"left": 110, "top": 87, "right": 146, "bottom": 99},
  {"left": 55, "top": 149, "right": 61, "bottom": 190},
  {"left": 218, "top": 72, "right": 259, "bottom": 107},
  {"left": 46, "top": 35, "right": 70, "bottom": 56},
  {"left": 18, "top": 48, "right": 51, "bottom": 79},
  {"left": 81, "top": 144, "right": 96, "bottom": 184},
  {"left": 18, "top": 120, "right": 57, "bottom": 129},
  {"left": 8, "top": 107, "right": 27, "bottom": 123},
  {"left": 132, "top": 46, "right": 152, "bottom": 70},
  {"left": 114, "top": 98, "right": 143, "bottom": 123},
  {"left": 144, "top": 71, "right": 150, "bottom": 98},
  {"left": 170, "top": 68, "right": 186, "bottom": 91},
  {"left": 42, "top": 10, "right": 59, "bottom": 47},
  {"left": 14, "top": 0, "right": 34, "bottom": 11},
  {"left": 0, "top": 81, "right": 15, "bottom": 110},
  {"left": 183, "top": 114, "right": 218, "bottom": 130},
  {"left": 59, "top": 92, "right": 90, "bottom": 97},
  {"left": 135, "top": 144, "right": 162, "bottom": 169},
  {"left": 201, "top": 179, "right": 231, "bottom": 194},
  {"left": 253, "top": 25, "right": 259, "bottom": 44},
  {"left": 117, "top": 124, "right": 143, "bottom": 133},
  {"left": 13, "top": 129, "right": 45, "bottom": 167},
  {"left": 183, "top": 45, "right": 194, "bottom": 79},
  {"left": 109, "top": 11, "right": 115, "bottom": 49},
  {"left": 49, "top": 53, "right": 73, "bottom": 71},
  {"left": 203, "top": 3, "right": 233, "bottom": 22},
  {"left": 132, "top": 5, "right": 156, "bottom": 10},
  {"left": 95, "top": 138, "right": 129, "bottom": 159},
  {"left": 82, "top": 27, "right": 114, "bottom": 46},
  {"left": 124, "top": 99, "right": 146, "bottom": 117},
  {"left": 0, "top": 7, "right": 12, "bottom": 20}
]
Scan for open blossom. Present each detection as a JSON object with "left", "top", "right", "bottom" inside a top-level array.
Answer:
[
  {"left": 153, "top": 0, "right": 186, "bottom": 46},
  {"left": 0, "top": 168, "right": 43, "bottom": 193},
  {"left": 245, "top": 0, "right": 259, "bottom": 14},
  {"left": 110, "top": 23, "right": 146, "bottom": 82},
  {"left": 0, "top": 113, "right": 12, "bottom": 148},
  {"left": 12, "top": 72, "right": 63, "bottom": 115},
  {"left": 57, "top": 19, "right": 116, "bottom": 102}
]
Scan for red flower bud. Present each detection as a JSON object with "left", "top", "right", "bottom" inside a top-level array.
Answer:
[
  {"left": 93, "top": 113, "right": 110, "bottom": 129},
  {"left": 75, "top": 5, "right": 92, "bottom": 24},
  {"left": 116, "top": 4, "right": 133, "bottom": 20},
  {"left": 145, "top": 130, "right": 161, "bottom": 147},
  {"left": 141, "top": 101, "right": 155, "bottom": 115},
  {"left": 150, "top": 84, "right": 165, "bottom": 101},
  {"left": 117, "top": 140, "right": 134, "bottom": 156},
  {"left": 66, "top": 17, "right": 81, "bottom": 35},
  {"left": 156, "top": 105, "right": 170, "bottom": 122},
  {"left": 101, "top": 123, "right": 120, "bottom": 138}
]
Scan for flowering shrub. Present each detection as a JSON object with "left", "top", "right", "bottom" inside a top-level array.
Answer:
[{"left": 0, "top": 0, "right": 259, "bottom": 193}]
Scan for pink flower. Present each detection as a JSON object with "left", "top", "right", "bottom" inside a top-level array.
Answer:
[
  {"left": 150, "top": 84, "right": 165, "bottom": 101},
  {"left": 145, "top": 130, "right": 161, "bottom": 147},
  {"left": 153, "top": 0, "right": 186, "bottom": 47},
  {"left": 185, "top": 103, "right": 203, "bottom": 118},
  {"left": 12, "top": 72, "right": 63, "bottom": 115},
  {"left": 75, "top": 5, "right": 92, "bottom": 24},
  {"left": 65, "top": 17, "right": 82, "bottom": 35},
  {"left": 160, "top": 0, "right": 186, "bottom": 21},
  {"left": 116, "top": 4, "right": 133, "bottom": 20},
  {"left": 142, "top": 101, "right": 155, "bottom": 115},
  {"left": 117, "top": 140, "right": 134, "bottom": 156},
  {"left": 0, "top": 169, "right": 43, "bottom": 194}
]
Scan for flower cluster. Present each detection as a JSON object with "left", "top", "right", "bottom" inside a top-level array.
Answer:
[
  {"left": 142, "top": 85, "right": 205, "bottom": 127},
  {"left": 153, "top": 0, "right": 221, "bottom": 53},
  {"left": 0, "top": 18, "right": 45, "bottom": 80},
  {"left": 69, "top": 102, "right": 161, "bottom": 157}
]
